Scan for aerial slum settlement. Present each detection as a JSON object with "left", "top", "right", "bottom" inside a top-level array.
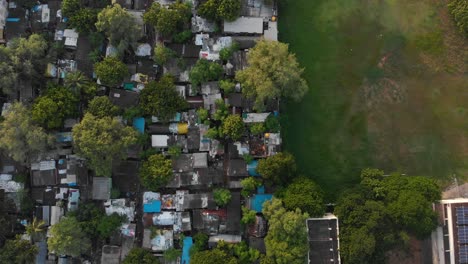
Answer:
[{"left": 0, "top": 0, "right": 340, "bottom": 263}]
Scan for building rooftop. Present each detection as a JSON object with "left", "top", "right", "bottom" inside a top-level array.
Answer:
[
  {"left": 307, "top": 215, "right": 341, "bottom": 264},
  {"left": 92, "top": 177, "right": 111, "bottom": 200},
  {"left": 101, "top": 245, "right": 121, "bottom": 264},
  {"left": 108, "top": 89, "right": 140, "bottom": 109},
  {"left": 224, "top": 17, "right": 264, "bottom": 34},
  {"left": 227, "top": 159, "right": 248, "bottom": 177}
]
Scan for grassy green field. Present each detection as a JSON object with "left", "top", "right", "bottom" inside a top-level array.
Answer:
[{"left": 279, "top": 0, "right": 468, "bottom": 201}]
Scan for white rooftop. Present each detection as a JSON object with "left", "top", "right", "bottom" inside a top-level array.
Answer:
[{"left": 151, "top": 135, "right": 169, "bottom": 148}]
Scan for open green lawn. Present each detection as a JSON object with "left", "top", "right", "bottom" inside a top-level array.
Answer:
[{"left": 279, "top": 0, "right": 468, "bottom": 201}]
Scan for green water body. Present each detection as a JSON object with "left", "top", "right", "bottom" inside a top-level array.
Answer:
[{"left": 278, "top": 0, "right": 464, "bottom": 200}]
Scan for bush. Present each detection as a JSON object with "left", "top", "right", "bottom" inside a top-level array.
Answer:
[
  {"left": 241, "top": 206, "right": 256, "bottom": 225},
  {"left": 189, "top": 59, "right": 223, "bottom": 86},
  {"left": 219, "top": 79, "right": 236, "bottom": 94},
  {"left": 250, "top": 123, "right": 265, "bottom": 135},
  {"left": 265, "top": 115, "right": 280, "bottom": 132},
  {"left": 213, "top": 188, "right": 232, "bottom": 207}
]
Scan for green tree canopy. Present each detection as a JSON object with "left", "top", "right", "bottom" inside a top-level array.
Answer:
[
  {"left": 69, "top": 8, "right": 98, "bottom": 33},
  {"left": 240, "top": 177, "right": 261, "bottom": 198},
  {"left": 72, "top": 113, "right": 138, "bottom": 176},
  {"left": 140, "top": 75, "right": 187, "bottom": 121},
  {"left": 123, "top": 247, "right": 160, "bottom": 264},
  {"left": 96, "top": 4, "right": 142, "bottom": 54},
  {"left": 86, "top": 96, "right": 121, "bottom": 118},
  {"left": 198, "top": 0, "right": 241, "bottom": 21},
  {"left": 48, "top": 217, "right": 91, "bottom": 257},
  {"left": 97, "top": 213, "right": 126, "bottom": 239},
  {"left": 0, "top": 102, "right": 53, "bottom": 164},
  {"left": 250, "top": 123, "right": 265, "bottom": 135},
  {"left": 143, "top": 2, "right": 191, "bottom": 36},
  {"left": 283, "top": 177, "right": 325, "bottom": 217},
  {"left": 0, "top": 236, "right": 38, "bottom": 264},
  {"left": 448, "top": 0, "right": 468, "bottom": 36},
  {"left": 236, "top": 40, "right": 308, "bottom": 111},
  {"left": 67, "top": 202, "right": 104, "bottom": 238},
  {"left": 189, "top": 59, "right": 224, "bottom": 86},
  {"left": 191, "top": 248, "right": 237, "bottom": 264},
  {"left": 0, "top": 46, "right": 18, "bottom": 96},
  {"left": 32, "top": 85, "right": 79, "bottom": 129},
  {"left": 213, "top": 188, "right": 232, "bottom": 207},
  {"left": 153, "top": 45, "right": 174, "bottom": 65},
  {"left": 257, "top": 152, "right": 297, "bottom": 185},
  {"left": 217, "top": 240, "right": 261, "bottom": 264},
  {"left": 139, "top": 154, "right": 173, "bottom": 190},
  {"left": 0, "top": 34, "right": 47, "bottom": 95},
  {"left": 221, "top": 114, "right": 245, "bottom": 140},
  {"left": 335, "top": 169, "right": 441, "bottom": 264},
  {"left": 64, "top": 71, "right": 96, "bottom": 100},
  {"left": 262, "top": 198, "right": 309, "bottom": 264},
  {"left": 61, "top": 0, "right": 81, "bottom": 18},
  {"left": 94, "top": 56, "right": 128, "bottom": 87}
]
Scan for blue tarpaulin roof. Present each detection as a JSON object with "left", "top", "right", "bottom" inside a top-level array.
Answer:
[
  {"left": 247, "top": 160, "right": 259, "bottom": 176},
  {"left": 181, "top": 236, "right": 193, "bottom": 264},
  {"left": 133, "top": 117, "right": 145, "bottom": 133},
  {"left": 143, "top": 200, "right": 161, "bottom": 213},
  {"left": 252, "top": 194, "right": 273, "bottom": 212},
  {"left": 257, "top": 185, "right": 265, "bottom": 194}
]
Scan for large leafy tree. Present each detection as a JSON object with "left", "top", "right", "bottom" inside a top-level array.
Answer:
[
  {"left": 448, "top": 0, "right": 468, "bottom": 36},
  {"left": 69, "top": 8, "right": 98, "bottom": 33},
  {"left": 0, "top": 102, "right": 53, "bottom": 164},
  {"left": 191, "top": 248, "right": 237, "bottom": 264},
  {"left": 86, "top": 96, "right": 120, "bottom": 118},
  {"left": 96, "top": 4, "right": 142, "bottom": 54},
  {"left": 32, "top": 85, "right": 79, "bottom": 129},
  {"left": 0, "top": 34, "right": 47, "bottom": 96},
  {"left": 61, "top": 0, "right": 81, "bottom": 18},
  {"left": 262, "top": 198, "right": 309, "bottom": 264},
  {"left": 139, "top": 154, "right": 173, "bottom": 190},
  {"left": 94, "top": 56, "right": 128, "bottom": 87},
  {"left": 0, "top": 236, "right": 38, "bottom": 264},
  {"left": 143, "top": 2, "right": 191, "bottom": 36},
  {"left": 189, "top": 59, "right": 224, "bottom": 86},
  {"left": 140, "top": 75, "right": 187, "bottom": 121},
  {"left": 97, "top": 213, "right": 126, "bottom": 239},
  {"left": 0, "top": 47, "right": 18, "bottom": 96},
  {"left": 9, "top": 34, "right": 48, "bottom": 80},
  {"left": 123, "top": 248, "right": 160, "bottom": 264},
  {"left": 72, "top": 113, "right": 138, "bottom": 176},
  {"left": 48, "top": 217, "right": 91, "bottom": 257},
  {"left": 236, "top": 40, "right": 308, "bottom": 111},
  {"left": 257, "top": 152, "right": 297, "bottom": 185},
  {"left": 217, "top": 241, "right": 261, "bottom": 264},
  {"left": 283, "top": 177, "right": 325, "bottom": 217},
  {"left": 221, "top": 114, "right": 245, "bottom": 140},
  {"left": 335, "top": 169, "right": 441, "bottom": 264},
  {"left": 198, "top": 0, "right": 241, "bottom": 21}
]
